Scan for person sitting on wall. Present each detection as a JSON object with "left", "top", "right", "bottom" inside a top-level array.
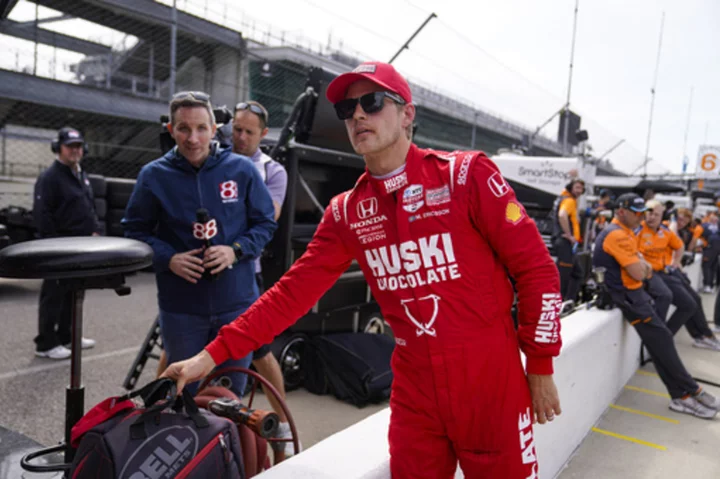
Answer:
[
  {"left": 593, "top": 193, "right": 719, "bottom": 419},
  {"left": 639, "top": 200, "right": 720, "bottom": 351}
]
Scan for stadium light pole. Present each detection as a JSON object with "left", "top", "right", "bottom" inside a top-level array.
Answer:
[
  {"left": 597, "top": 139, "right": 625, "bottom": 161},
  {"left": 681, "top": 86, "right": 693, "bottom": 173},
  {"left": 388, "top": 13, "right": 437, "bottom": 65},
  {"left": 562, "top": 0, "right": 580, "bottom": 155},
  {"left": 643, "top": 12, "right": 665, "bottom": 177},
  {"left": 169, "top": 0, "right": 178, "bottom": 97}
]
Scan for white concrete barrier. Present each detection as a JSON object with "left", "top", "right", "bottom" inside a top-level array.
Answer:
[{"left": 257, "top": 256, "right": 703, "bottom": 479}]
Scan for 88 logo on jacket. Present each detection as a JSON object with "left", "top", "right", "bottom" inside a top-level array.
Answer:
[{"left": 220, "top": 180, "right": 238, "bottom": 203}]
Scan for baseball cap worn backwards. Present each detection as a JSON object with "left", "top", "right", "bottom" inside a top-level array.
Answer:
[
  {"left": 326, "top": 61, "right": 412, "bottom": 104},
  {"left": 616, "top": 193, "right": 647, "bottom": 213}
]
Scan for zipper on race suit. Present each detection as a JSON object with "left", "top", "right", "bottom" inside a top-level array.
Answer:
[{"left": 174, "top": 433, "right": 222, "bottom": 479}]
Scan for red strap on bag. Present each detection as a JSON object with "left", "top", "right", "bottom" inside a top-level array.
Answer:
[{"left": 70, "top": 396, "right": 135, "bottom": 447}]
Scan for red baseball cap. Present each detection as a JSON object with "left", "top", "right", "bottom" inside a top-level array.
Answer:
[{"left": 326, "top": 61, "right": 412, "bottom": 105}]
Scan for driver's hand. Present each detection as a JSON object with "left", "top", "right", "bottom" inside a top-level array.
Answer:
[{"left": 160, "top": 350, "right": 216, "bottom": 394}]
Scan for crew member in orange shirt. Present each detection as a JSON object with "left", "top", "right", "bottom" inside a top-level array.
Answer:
[
  {"left": 672, "top": 208, "right": 701, "bottom": 252},
  {"left": 593, "top": 193, "right": 719, "bottom": 418},
  {"left": 640, "top": 201, "right": 720, "bottom": 350},
  {"left": 551, "top": 179, "right": 585, "bottom": 300}
]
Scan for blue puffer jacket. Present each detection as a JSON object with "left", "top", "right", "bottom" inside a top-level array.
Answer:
[{"left": 122, "top": 144, "right": 277, "bottom": 315}]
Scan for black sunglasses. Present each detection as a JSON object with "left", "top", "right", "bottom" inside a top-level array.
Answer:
[
  {"left": 333, "top": 91, "right": 406, "bottom": 120},
  {"left": 235, "top": 102, "right": 268, "bottom": 124},
  {"left": 172, "top": 91, "right": 211, "bottom": 103}
]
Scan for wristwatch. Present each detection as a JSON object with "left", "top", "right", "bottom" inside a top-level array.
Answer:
[{"left": 232, "top": 243, "right": 243, "bottom": 264}]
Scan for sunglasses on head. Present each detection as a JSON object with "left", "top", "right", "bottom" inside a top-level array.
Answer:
[
  {"left": 235, "top": 102, "right": 268, "bottom": 124},
  {"left": 333, "top": 91, "right": 406, "bottom": 120},
  {"left": 172, "top": 91, "right": 211, "bottom": 103}
]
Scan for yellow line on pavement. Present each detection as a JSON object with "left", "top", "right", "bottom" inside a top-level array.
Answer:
[
  {"left": 591, "top": 427, "right": 667, "bottom": 451},
  {"left": 636, "top": 370, "right": 659, "bottom": 378},
  {"left": 624, "top": 385, "right": 671, "bottom": 398},
  {"left": 609, "top": 404, "right": 679, "bottom": 424}
]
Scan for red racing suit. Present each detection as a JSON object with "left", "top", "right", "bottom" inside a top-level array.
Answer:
[{"left": 206, "top": 144, "right": 562, "bottom": 479}]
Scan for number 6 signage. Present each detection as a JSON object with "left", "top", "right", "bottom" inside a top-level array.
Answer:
[{"left": 696, "top": 146, "right": 720, "bottom": 178}]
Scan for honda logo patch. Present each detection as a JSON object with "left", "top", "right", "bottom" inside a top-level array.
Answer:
[
  {"left": 357, "top": 198, "right": 378, "bottom": 219},
  {"left": 487, "top": 172, "right": 510, "bottom": 198}
]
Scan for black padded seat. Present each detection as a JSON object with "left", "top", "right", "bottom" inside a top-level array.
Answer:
[
  {"left": 0, "top": 236, "right": 153, "bottom": 473},
  {"left": 0, "top": 237, "right": 152, "bottom": 279}
]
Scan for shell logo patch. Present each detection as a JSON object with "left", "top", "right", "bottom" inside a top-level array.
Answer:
[{"left": 506, "top": 201, "right": 524, "bottom": 224}]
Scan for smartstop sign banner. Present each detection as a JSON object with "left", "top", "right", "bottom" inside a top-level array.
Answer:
[{"left": 491, "top": 154, "right": 595, "bottom": 196}]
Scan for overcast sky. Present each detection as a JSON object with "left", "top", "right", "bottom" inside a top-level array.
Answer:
[
  {"left": 212, "top": 0, "right": 720, "bottom": 175},
  {"left": 5, "top": 0, "right": 719, "bottom": 175}
]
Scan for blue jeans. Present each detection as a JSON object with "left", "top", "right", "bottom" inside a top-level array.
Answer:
[{"left": 159, "top": 308, "right": 252, "bottom": 397}]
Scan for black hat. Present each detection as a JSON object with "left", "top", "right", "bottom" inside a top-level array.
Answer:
[
  {"left": 615, "top": 193, "right": 647, "bottom": 213},
  {"left": 57, "top": 127, "right": 84, "bottom": 145},
  {"left": 599, "top": 188, "right": 613, "bottom": 198}
]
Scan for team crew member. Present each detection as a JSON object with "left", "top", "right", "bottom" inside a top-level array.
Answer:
[
  {"left": 701, "top": 213, "right": 720, "bottom": 293},
  {"left": 674, "top": 208, "right": 701, "bottom": 251},
  {"left": 123, "top": 91, "right": 277, "bottom": 398},
  {"left": 551, "top": 179, "right": 585, "bottom": 300},
  {"left": 164, "top": 61, "right": 563, "bottom": 478},
  {"left": 33, "top": 127, "right": 100, "bottom": 359},
  {"left": 593, "top": 193, "right": 719, "bottom": 418},
  {"left": 639, "top": 201, "right": 720, "bottom": 350},
  {"left": 232, "top": 100, "right": 296, "bottom": 455},
  {"left": 588, "top": 188, "right": 612, "bottom": 242}
]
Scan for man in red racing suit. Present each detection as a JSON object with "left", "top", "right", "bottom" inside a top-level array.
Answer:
[{"left": 163, "top": 61, "right": 563, "bottom": 479}]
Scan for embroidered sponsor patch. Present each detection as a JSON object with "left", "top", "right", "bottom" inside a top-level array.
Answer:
[
  {"left": 219, "top": 180, "right": 238, "bottom": 202},
  {"left": 535, "top": 293, "right": 561, "bottom": 344},
  {"left": 506, "top": 201, "right": 524, "bottom": 224},
  {"left": 353, "top": 64, "right": 377, "bottom": 74},
  {"left": 384, "top": 172, "right": 408, "bottom": 194},
  {"left": 457, "top": 155, "right": 472, "bottom": 185},
  {"left": 357, "top": 198, "right": 378, "bottom": 219},
  {"left": 426, "top": 185, "right": 450, "bottom": 206},
  {"left": 402, "top": 184, "right": 424, "bottom": 213},
  {"left": 331, "top": 197, "right": 341, "bottom": 223},
  {"left": 488, "top": 172, "right": 510, "bottom": 198}
]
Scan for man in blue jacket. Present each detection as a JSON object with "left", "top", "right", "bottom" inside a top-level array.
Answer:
[{"left": 123, "top": 91, "right": 277, "bottom": 396}]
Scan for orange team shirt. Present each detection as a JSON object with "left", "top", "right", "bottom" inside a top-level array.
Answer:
[
  {"left": 694, "top": 224, "right": 704, "bottom": 239},
  {"left": 603, "top": 218, "right": 643, "bottom": 290},
  {"left": 558, "top": 194, "right": 582, "bottom": 242},
  {"left": 636, "top": 222, "right": 683, "bottom": 271},
  {"left": 694, "top": 225, "right": 705, "bottom": 248}
]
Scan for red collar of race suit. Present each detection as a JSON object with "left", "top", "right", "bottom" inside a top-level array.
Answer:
[{"left": 358, "top": 144, "right": 461, "bottom": 197}]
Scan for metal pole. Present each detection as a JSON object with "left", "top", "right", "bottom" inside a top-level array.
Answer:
[
  {"left": 470, "top": 112, "right": 477, "bottom": 149},
  {"left": 643, "top": 12, "right": 665, "bottom": 177},
  {"left": 105, "top": 51, "right": 112, "bottom": 89},
  {"left": 148, "top": 43, "right": 154, "bottom": 95},
  {"left": 1, "top": 128, "right": 6, "bottom": 176},
  {"left": 388, "top": 13, "right": 437, "bottom": 64},
  {"left": 33, "top": 2, "right": 38, "bottom": 75},
  {"left": 65, "top": 287, "right": 85, "bottom": 463},
  {"left": 681, "top": 86, "right": 693, "bottom": 172},
  {"left": 533, "top": 105, "right": 566, "bottom": 140},
  {"left": 705, "top": 122, "right": 710, "bottom": 144},
  {"left": 597, "top": 139, "right": 625, "bottom": 160},
  {"left": 169, "top": 0, "right": 178, "bottom": 97},
  {"left": 562, "top": 0, "right": 580, "bottom": 154}
]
